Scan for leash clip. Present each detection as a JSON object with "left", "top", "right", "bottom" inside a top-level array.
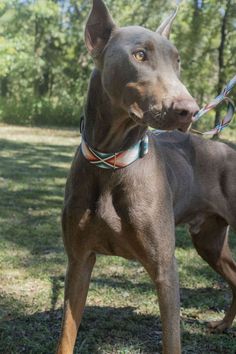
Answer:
[
  {"left": 79, "top": 115, "right": 85, "bottom": 134},
  {"left": 139, "top": 135, "right": 149, "bottom": 158}
]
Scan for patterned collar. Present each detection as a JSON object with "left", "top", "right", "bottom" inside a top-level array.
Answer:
[{"left": 81, "top": 135, "right": 149, "bottom": 170}]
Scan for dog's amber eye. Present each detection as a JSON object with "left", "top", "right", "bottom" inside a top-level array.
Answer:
[{"left": 133, "top": 50, "right": 147, "bottom": 62}]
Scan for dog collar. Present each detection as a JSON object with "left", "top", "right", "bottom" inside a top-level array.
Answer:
[{"left": 81, "top": 135, "right": 149, "bottom": 170}]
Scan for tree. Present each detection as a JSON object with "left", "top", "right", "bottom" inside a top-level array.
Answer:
[{"left": 0, "top": 0, "right": 235, "bottom": 129}]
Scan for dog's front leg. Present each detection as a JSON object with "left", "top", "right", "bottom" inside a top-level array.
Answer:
[
  {"left": 155, "top": 258, "right": 181, "bottom": 354},
  {"left": 56, "top": 252, "right": 96, "bottom": 354},
  {"left": 56, "top": 204, "right": 97, "bottom": 354},
  {"left": 143, "top": 226, "right": 181, "bottom": 354}
]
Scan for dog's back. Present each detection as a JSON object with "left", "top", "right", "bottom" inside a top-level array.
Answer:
[{"left": 155, "top": 131, "right": 236, "bottom": 227}]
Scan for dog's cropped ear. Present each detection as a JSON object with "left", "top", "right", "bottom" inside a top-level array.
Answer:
[
  {"left": 85, "top": 0, "right": 116, "bottom": 59},
  {"left": 156, "top": 7, "right": 178, "bottom": 39}
]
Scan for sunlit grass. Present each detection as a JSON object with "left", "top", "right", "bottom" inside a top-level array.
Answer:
[{"left": 0, "top": 124, "right": 235, "bottom": 353}]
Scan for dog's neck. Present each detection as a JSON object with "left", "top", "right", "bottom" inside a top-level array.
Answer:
[{"left": 83, "top": 69, "right": 147, "bottom": 153}]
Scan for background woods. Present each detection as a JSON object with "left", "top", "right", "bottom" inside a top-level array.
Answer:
[{"left": 0, "top": 0, "right": 235, "bottom": 128}]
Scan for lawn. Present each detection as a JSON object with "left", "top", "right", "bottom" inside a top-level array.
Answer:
[{"left": 0, "top": 125, "right": 235, "bottom": 354}]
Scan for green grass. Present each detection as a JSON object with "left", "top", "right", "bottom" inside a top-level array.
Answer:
[{"left": 0, "top": 125, "right": 235, "bottom": 354}]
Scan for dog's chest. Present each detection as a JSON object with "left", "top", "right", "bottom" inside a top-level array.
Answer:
[
  {"left": 78, "top": 191, "right": 133, "bottom": 258},
  {"left": 96, "top": 190, "right": 122, "bottom": 234}
]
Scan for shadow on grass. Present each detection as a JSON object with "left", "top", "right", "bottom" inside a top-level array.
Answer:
[
  {"left": 0, "top": 138, "right": 76, "bottom": 255},
  {"left": 1, "top": 298, "right": 235, "bottom": 354},
  {"left": 0, "top": 303, "right": 162, "bottom": 354}
]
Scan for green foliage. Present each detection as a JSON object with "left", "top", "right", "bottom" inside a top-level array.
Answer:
[
  {"left": 0, "top": 96, "right": 81, "bottom": 126},
  {"left": 0, "top": 0, "right": 235, "bottom": 128}
]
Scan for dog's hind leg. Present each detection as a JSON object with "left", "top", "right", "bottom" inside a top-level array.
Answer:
[{"left": 190, "top": 215, "right": 236, "bottom": 332}]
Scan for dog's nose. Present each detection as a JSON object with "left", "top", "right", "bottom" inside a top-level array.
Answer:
[{"left": 173, "top": 99, "right": 199, "bottom": 122}]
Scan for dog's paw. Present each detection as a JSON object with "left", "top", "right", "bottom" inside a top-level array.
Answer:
[{"left": 207, "top": 319, "right": 231, "bottom": 333}]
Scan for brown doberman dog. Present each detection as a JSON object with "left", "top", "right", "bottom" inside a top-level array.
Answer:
[{"left": 56, "top": 1, "right": 236, "bottom": 353}]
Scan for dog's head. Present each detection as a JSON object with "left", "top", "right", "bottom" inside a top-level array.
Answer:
[{"left": 85, "top": 0, "right": 199, "bottom": 132}]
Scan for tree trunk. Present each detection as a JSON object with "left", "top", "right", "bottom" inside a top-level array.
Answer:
[
  {"left": 34, "top": 14, "right": 42, "bottom": 97},
  {"left": 214, "top": 0, "right": 231, "bottom": 135},
  {"left": 0, "top": 77, "right": 9, "bottom": 97},
  {"left": 34, "top": 15, "right": 50, "bottom": 97}
]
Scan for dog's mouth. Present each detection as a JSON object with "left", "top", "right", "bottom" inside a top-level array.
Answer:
[
  {"left": 151, "top": 107, "right": 198, "bottom": 132},
  {"left": 124, "top": 83, "right": 199, "bottom": 133},
  {"left": 177, "top": 122, "right": 192, "bottom": 133},
  {"left": 128, "top": 111, "right": 148, "bottom": 127},
  {"left": 129, "top": 108, "right": 192, "bottom": 132}
]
